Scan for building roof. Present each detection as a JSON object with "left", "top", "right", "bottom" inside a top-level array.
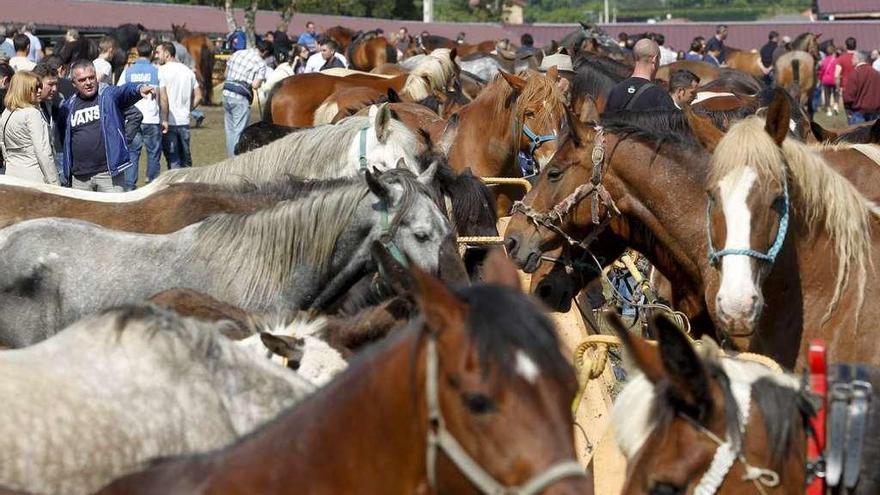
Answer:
[{"left": 816, "top": 0, "right": 880, "bottom": 17}]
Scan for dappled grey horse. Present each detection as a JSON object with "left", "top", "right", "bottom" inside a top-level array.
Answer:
[
  {"left": 0, "top": 168, "right": 450, "bottom": 347},
  {"left": 0, "top": 304, "right": 314, "bottom": 495}
]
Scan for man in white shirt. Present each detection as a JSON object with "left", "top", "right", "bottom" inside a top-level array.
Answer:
[
  {"left": 303, "top": 36, "right": 347, "bottom": 73},
  {"left": 9, "top": 34, "right": 36, "bottom": 72},
  {"left": 93, "top": 37, "right": 115, "bottom": 84},
  {"left": 657, "top": 34, "right": 678, "bottom": 66},
  {"left": 156, "top": 41, "right": 201, "bottom": 169},
  {"left": 21, "top": 23, "right": 43, "bottom": 62}
]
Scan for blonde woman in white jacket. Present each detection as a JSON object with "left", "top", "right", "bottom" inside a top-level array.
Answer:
[{"left": 0, "top": 71, "right": 59, "bottom": 184}]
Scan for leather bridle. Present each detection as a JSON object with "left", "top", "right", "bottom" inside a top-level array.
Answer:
[
  {"left": 423, "top": 335, "right": 587, "bottom": 494},
  {"left": 511, "top": 125, "right": 621, "bottom": 251}
]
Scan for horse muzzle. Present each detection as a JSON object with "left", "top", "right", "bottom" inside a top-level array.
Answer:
[{"left": 504, "top": 233, "right": 542, "bottom": 274}]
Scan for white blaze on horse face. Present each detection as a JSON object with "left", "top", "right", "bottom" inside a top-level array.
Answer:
[
  {"left": 716, "top": 167, "right": 763, "bottom": 324},
  {"left": 515, "top": 351, "right": 540, "bottom": 383}
]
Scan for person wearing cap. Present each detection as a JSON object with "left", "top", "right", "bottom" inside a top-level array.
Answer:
[{"left": 539, "top": 52, "right": 574, "bottom": 99}]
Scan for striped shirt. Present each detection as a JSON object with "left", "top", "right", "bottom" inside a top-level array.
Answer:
[{"left": 223, "top": 48, "right": 268, "bottom": 99}]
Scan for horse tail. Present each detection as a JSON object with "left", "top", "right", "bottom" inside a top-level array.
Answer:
[
  {"left": 385, "top": 40, "right": 398, "bottom": 64},
  {"left": 789, "top": 58, "right": 801, "bottom": 104},
  {"left": 201, "top": 43, "right": 215, "bottom": 105}
]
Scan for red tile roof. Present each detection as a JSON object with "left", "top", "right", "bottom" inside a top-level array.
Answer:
[{"left": 816, "top": 0, "right": 880, "bottom": 16}]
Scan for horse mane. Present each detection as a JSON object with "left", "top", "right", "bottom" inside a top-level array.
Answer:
[
  {"left": 430, "top": 153, "right": 498, "bottom": 232},
  {"left": 710, "top": 116, "right": 877, "bottom": 316},
  {"left": 601, "top": 110, "right": 702, "bottom": 150},
  {"left": 155, "top": 116, "right": 420, "bottom": 184},
  {"left": 790, "top": 32, "right": 815, "bottom": 51},
  {"left": 751, "top": 377, "right": 815, "bottom": 468},
  {"left": 403, "top": 48, "right": 456, "bottom": 101},
  {"left": 486, "top": 70, "right": 564, "bottom": 133},
  {"left": 571, "top": 56, "right": 624, "bottom": 99},
  {"left": 452, "top": 285, "right": 573, "bottom": 382},
  {"left": 574, "top": 53, "right": 631, "bottom": 80}
]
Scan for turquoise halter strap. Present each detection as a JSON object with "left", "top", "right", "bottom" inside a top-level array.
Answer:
[
  {"left": 522, "top": 123, "right": 557, "bottom": 159},
  {"left": 378, "top": 198, "right": 408, "bottom": 268},
  {"left": 707, "top": 178, "right": 790, "bottom": 265},
  {"left": 359, "top": 126, "right": 370, "bottom": 170}
]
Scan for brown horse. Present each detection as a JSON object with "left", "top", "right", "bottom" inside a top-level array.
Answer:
[
  {"left": 347, "top": 30, "right": 397, "bottom": 71},
  {"left": 446, "top": 69, "right": 566, "bottom": 216},
  {"left": 94, "top": 254, "right": 591, "bottom": 495},
  {"left": 266, "top": 50, "right": 456, "bottom": 127},
  {"left": 171, "top": 23, "right": 215, "bottom": 105},
  {"left": 655, "top": 60, "right": 720, "bottom": 85},
  {"left": 610, "top": 312, "right": 814, "bottom": 495},
  {"left": 810, "top": 119, "right": 880, "bottom": 144},
  {"left": 353, "top": 102, "right": 449, "bottom": 145},
  {"left": 323, "top": 25, "right": 356, "bottom": 52},
  {"left": 702, "top": 89, "right": 880, "bottom": 366}
]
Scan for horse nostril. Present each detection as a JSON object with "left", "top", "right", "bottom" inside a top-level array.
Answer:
[{"left": 504, "top": 236, "right": 518, "bottom": 254}]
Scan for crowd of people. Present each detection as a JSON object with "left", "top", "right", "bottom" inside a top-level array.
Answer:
[{"left": 0, "top": 25, "right": 203, "bottom": 192}]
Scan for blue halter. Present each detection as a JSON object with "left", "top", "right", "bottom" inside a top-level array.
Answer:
[
  {"left": 707, "top": 178, "right": 790, "bottom": 265},
  {"left": 522, "top": 123, "right": 558, "bottom": 159}
]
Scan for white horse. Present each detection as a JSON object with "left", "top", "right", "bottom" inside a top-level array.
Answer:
[{"left": 0, "top": 304, "right": 314, "bottom": 495}]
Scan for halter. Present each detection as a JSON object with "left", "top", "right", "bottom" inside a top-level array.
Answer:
[
  {"left": 377, "top": 196, "right": 408, "bottom": 268},
  {"left": 359, "top": 126, "right": 370, "bottom": 170},
  {"left": 706, "top": 178, "right": 790, "bottom": 265},
  {"left": 423, "top": 336, "right": 586, "bottom": 495},
  {"left": 511, "top": 126, "right": 621, "bottom": 252},
  {"left": 680, "top": 379, "right": 781, "bottom": 495},
  {"left": 521, "top": 123, "right": 557, "bottom": 163}
]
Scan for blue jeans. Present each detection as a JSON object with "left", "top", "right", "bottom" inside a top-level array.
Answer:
[
  {"left": 224, "top": 94, "right": 251, "bottom": 157},
  {"left": 162, "top": 125, "right": 192, "bottom": 169},
  {"left": 126, "top": 123, "right": 161, "bottom": 190},
  {"left": 848, "top": 111, "right": 880, "bottom": 126}
]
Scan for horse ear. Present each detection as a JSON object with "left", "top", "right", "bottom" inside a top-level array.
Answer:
[
  {"left": 481, "top": 249, "right": 521, "bottom": 290},
  {"left": 765, "top": 88, "right": 791, "bottom": 147},
  {"left": 412, "top": 263, "right": 466, "bottom": 336},
  {"left": 683, "top": 105, "right": 723, "bottom": 152},
  {"left": 417, "top": 159, "right": 438, "bottom": 184},
  {"left": 260, "top": 333, "right": 302, "bottom": 358},
  {"left": 365, "top": 169, "right": 391, "bottom": 202},
  {"left": 386, "top": 88, "right": 401, "bottom": 103},
  {"left": 809, "top": 120, "right": 835, "bottom": 142},
  {"left": 605, "top": 312, "right": 665, "bottom": 383},
  {"left": 578, "top": 95, "right": 600, "bottom": 124},
  {"left": 450, "top": 47, "right": 457, "bottom": 60},
  {"left": 373, "top": 103, "right": 392, "bottom": 143},
  {"left": 499, "top": 71, "right": 527, "bottom": 92},
  {"left": 654, "top": 313, "right": 712, "bottom": 413},
  {"left": 870, "top": 119, "right": 880, "bottom": 144}
]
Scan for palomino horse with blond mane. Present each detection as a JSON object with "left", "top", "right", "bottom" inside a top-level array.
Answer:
[
  {"left": 445, "top": 68, "right": 566, "bottom": 216},
  {"left": 703, "top": 90, "right": 880, "bottom": 366},
  {"left": 264, "top": 49, "right": 457, "bottom": 127}
]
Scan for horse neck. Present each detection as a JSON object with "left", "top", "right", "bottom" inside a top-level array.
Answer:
[
  {"left": 216, "top": 328, "right": 430, "bottom": 491},
  {"left": 602, "top": 135, "right": 710, "bottom": 296},
  {"left": 447, "top": 92, "right": 517, "bottom": 176}
]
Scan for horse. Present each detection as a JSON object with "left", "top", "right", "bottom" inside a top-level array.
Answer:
[
  {"left": 171, "top": 23, "right": 215, "bottom": 105},
  {"left": 265, "top": 49, "right": 457, "bottom": 127},
  {"left": 0, "top": 168, "right": 450, "bottom": 347},
  {"left": 94, "top": 252, "right": 591, "bottom": 495},
  {"left": 234, "top": 121, "right": 302, "bottom": 154},
  {"left": 810, "top": 119, "right": 880, "bottom": 144},
  {"left": 570, "top": 53, "right": 631, "bottom": 113},
  {"left": 446, "top": 69, "right": 566, "bottom": 217},
  {"left": 609, "top": 312, "right": 831, "bottom": 495},
  {"left": 458, "top": 52, "right": 506, "bottom": 82},
  {"left": 347, "top": 30, "right": 397, "bottom": 71},
  {"left": 109, "top": 23, "right": 147, "bottom": 82},
  {"left": 313, "top": 86, "right": 395, "bottom": 125},
  {"left": 701, "top": 89, "right": 880, "bottom": 366},
  {"left": 774, "top": 33, "right": 821, "bottom": 113},
  {"left": 323, "top": 25, "right": 356, "bottom": 52},
  {"left": 56, "top": 37, "right": 98, "bottom": 67},
  {"left": 0, "top": 304, "right": 313, "bottom": 495},
  {"left": 656, "top": 60, "right": 721, "bottom": 85},
  {"left": 155, "top": 106, "right": 422, "bottom": 186}
]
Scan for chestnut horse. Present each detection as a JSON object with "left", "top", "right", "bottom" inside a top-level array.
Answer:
[
  {"left": 610, "top": 313, "right": 824, "bottom": 495},
  {"left": 446, "top": 69, "right": 566, "bottom": 216},
  {"left": 323, "top": 25, "right": 356, "bottom": 52},
  {"left": 810, "top": 119, "right": 880, "bottom": 144},
  {"left": 411, "top": 34, "right": 495, "bottom": 57},
  {"left": 702, "top": 90, "right": 880, "bottom": 366},
  {"left": 95, "top": 255, "right": 591, "bottom": 495},
  {"left": 265, "top": 49, "right": 456, "bottom": 127},
  {"left": 172, "top": 23, "right": 215, "bottom": 105},
  {"left": 347, "top": 30, "right": 397, "bottom": 71}
]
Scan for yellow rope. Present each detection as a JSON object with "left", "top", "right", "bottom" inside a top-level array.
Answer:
[
  {"left": 480, "top": 177, "right": 532, "bottom": 193},
  {"left": 455, "top": 236, "right": 505, "bottom": 245}
]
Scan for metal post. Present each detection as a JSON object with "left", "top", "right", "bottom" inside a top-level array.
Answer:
[
  {"left": 604, "top": 0, "right": 609, "bottom": 24},
  {"left": 423, "top": 0, "right": 433, "bottom": 23}
]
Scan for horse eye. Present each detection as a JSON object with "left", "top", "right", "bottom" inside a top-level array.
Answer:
[
  {"left": 524, "top": 110, "right": 535, "bottom": 118},
  {"left": 414, "top": 231, "right": 431, "bottom": 243},
  {"left": 547, "top": 168, "right": 563, "bottom": 181},
  {"left": 649, "top": 482, "right": 684, "bottom": 495},
  {"left": 462, "top": 393, "right": 496, "bottom": 415},
  {"left": 771, "top": 194, "right": 785, "bottom": 213}
]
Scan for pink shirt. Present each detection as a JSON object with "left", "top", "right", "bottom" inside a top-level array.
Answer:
[{"left": 819, "top": 55, "right": 837, "bottom": 86}]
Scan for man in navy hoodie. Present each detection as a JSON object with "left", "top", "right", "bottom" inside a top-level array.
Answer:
[{"left": 57, "top": 59, "right": 154, "bottom": 191}]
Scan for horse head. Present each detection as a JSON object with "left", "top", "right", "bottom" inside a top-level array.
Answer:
[
  {"left": 411, "top": 250, "right": 591, "bottom": 494},
  {"left": 361, "top": 103, "right": 421, "bottom": 171},
  {"left": 697, "top": 90, "right": 790, "bottom": 339},
  {"left": 609, "top": 312, "right": 809, "bottom": 495},
  {"left": 499, "top": 68, "right": 566, "bottom": 169}
]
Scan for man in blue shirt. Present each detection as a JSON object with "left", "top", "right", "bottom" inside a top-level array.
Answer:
[
  {"left": 58, "top": 59, "right": 154, "bottom": 191},
  {"left": 298, "top": 22, "right": 318, "bottom": 54},
  {"left": 117, "top": 40, "right": 161, "bottom": 190},
  {"left": 705, "top": 25, "right": 727, "bottom": 64}
]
